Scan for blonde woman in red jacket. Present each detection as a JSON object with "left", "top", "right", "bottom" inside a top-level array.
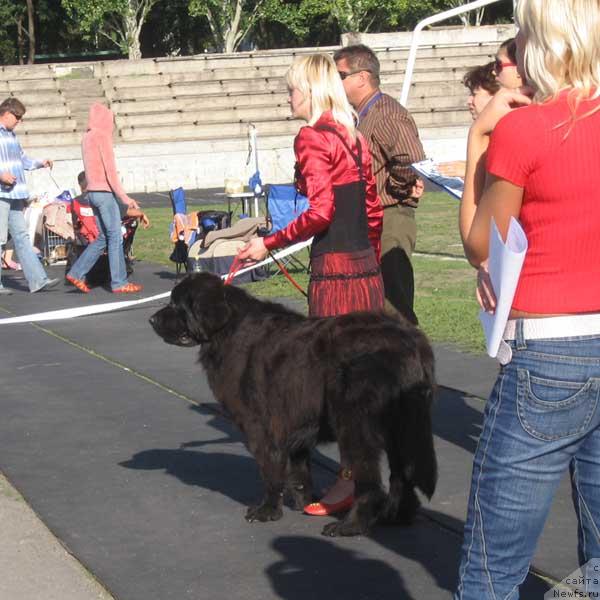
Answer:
[
  {"left": 67, "top": 103, "right": 142, "bottom": 293},
  {"left": 239, "top": 53, "right": 384, "bottom": 518}
]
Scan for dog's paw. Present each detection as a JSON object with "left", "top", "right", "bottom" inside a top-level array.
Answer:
[
  {"left": 245, "top": 504, "right": 283, "bottom": 523},
  {"left": 321, "top": 520, "right": 368, "bottom": 537},
  {"left": 287, "top": 487, "right": 312, "bottom": 511}
]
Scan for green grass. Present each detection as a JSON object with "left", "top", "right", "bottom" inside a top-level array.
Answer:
[{"left": 135, "top": 192, "right": 484, "bottom": 352}]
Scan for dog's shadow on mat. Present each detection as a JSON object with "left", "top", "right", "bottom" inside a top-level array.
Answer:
[
  {"left": 120, "top": 447, "right": 261, "bottom": 506},
  {"left": 267, "top": 535, "right": 416, "bottom": 600}
]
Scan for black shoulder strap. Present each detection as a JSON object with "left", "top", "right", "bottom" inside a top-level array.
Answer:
[{"left": 315, "top": 124, "right": 364, "bottom": 180}]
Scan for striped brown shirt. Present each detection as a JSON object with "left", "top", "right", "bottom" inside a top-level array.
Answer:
[{"left": 357, "top": 92, "right": 425, "bottom": 208}]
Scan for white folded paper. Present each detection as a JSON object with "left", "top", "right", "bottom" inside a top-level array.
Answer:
[
  {"left": 411, "top": 158, "right": 464, "bottom": 199},
  {"left": 479, "top": 217, "right": 528, "bottom": 358}
]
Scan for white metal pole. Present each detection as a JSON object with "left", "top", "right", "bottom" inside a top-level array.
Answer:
[
  {"left": 248, "top": 123, "right": 261, "bottom": 216},
  {"left": 400, "top": 0, "right": 507, "bottom": 107}
]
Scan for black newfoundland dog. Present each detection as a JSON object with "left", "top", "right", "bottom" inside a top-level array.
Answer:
[{"left": 150, "top": 273, "right": 437, "bottom": 537}]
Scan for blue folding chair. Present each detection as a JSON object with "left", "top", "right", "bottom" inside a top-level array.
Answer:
[
  {"left": 265, "top": 184, "right": 310, "bottom": 274},
  {"left": 169, "top": 187, "right": 187, "bottom": 215}
]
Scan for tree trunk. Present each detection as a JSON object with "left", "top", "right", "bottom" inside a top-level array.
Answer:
[
  {"left": 124, "top": 5, "right": 142, "bottom": 60},
  {"left": 17, "top": 15, "right": 25, "bottom": 65},
  {"left": 223, "top": 0, "right": 244, "bottom": 53},
  {"left": 475, "top": 7, "right": 485, "bottom": 26},
  {"left": 26, "top": 0, "right": 35, "bottom": 64},
  {"left": 127, "top": 34, "right": 142, "bottom": 60}
]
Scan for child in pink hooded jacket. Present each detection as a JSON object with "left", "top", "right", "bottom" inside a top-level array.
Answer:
[{"left": 66, "top": 103, "right": 142, "bottom": 293}]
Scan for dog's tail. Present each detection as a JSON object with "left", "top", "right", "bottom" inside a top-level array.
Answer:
[{"left": 383, "top": 368, "right": 438, "bottom": 524}]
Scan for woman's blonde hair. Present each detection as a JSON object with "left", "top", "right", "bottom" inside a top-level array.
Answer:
[
  {"left": 286, "top": 53, "right": 357, "bottom": 138},
  {"left": 516, "top": 0, "right": 600, "bottom": 124}
]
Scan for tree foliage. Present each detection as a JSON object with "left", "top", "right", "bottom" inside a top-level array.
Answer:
[
  {"left": 188, "top": 0, "right": 272, "bottom": 53},
  {"left": 0, "top": 0, "right": 515, "bottom": 64},
  {"left": 61, "top": 0, "right": 162, "bottom": 59}
]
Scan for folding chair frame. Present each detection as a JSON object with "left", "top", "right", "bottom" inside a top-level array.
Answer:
[{"left": 265, "top": 184, "right": 311, "bottom": 277}]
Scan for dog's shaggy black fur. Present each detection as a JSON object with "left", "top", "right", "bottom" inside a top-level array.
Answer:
[{"left": 150, "top": 273, "right": 437, "bottom": 537}]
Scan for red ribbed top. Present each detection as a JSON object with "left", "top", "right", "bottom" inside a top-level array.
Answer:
[{"left": 487, "top": 92, "right": 600, "bottom": 314}]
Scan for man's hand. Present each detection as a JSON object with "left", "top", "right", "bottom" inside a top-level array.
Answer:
[
  {"left": 0, "top": 172, "right": 16, "bottom": 186},
  {"left": 438, "top": 161, "right": 466, "bottom": 179},
  {"left": 41, "top": 159, "right": 53, "bottom": 169},
  {"left": 140, "top": 213, "right": 151, "bottom": 229},
  {"left": 124, "top": 196, "right": 140, "bottom": 210},
  {"left": 410, "top": 178, "right": 425, "bottom": 200}
]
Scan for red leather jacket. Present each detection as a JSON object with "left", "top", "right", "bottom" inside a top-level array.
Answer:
[{"left": 264, "top": 111, "right": 383, "bottom": 260}]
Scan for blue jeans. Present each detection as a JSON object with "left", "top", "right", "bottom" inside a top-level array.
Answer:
[
  {"left": 455, "top": 321, "right": 600, "bottom": 600},
  {"left": 0, "top": 197, "right": 51, "bottom": 292},
  {"left": 68, "top": 191, "right": 127, "bottom": 290}
]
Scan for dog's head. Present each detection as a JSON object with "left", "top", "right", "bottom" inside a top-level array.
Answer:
[{"left": 149, "top": 273, "right": 232, "bottom": 346}]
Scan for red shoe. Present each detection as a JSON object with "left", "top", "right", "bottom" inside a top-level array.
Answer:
[
  {"left": 303, "top": 494, "right": 354, "bottom": 516},
  {"left": 66, "top": 274, "right": 90, "bottom": 293},
  {"left": 113, "top": 282, "right": 143, "bottom": 294}
]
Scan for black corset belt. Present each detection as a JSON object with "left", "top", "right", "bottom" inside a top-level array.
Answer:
[{"left": 310, "top": 267, "right": 381, "bottom": 282}]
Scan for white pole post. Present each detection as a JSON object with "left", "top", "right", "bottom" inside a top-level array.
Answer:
[
  {"left": 248, "top": 123, "right": 261, "bottom": 216},
  {"left": 400, "top": 0, "right": 508, "bottom": 107}
]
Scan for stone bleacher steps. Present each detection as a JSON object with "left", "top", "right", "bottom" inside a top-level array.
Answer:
[{"left": 3, "top": 42, "right": 495, "bottom": 148}]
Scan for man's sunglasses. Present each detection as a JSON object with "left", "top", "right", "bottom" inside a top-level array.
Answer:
[
  {"left": 338, "top": 69, "right": 370, "bottom": 80},
  {"left": 10, "top": 112, "right": 23, "bottom": 121},
  {"left": 494, "top": 58, "right": 517, "bottom": 73}
]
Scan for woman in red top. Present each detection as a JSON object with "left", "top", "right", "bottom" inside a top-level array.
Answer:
[
  {"left": 455, "top": 1, "right": 600, "bottom": 598},
  {"left": 239, "top": 53, "right": 384, "bottom": 516}
]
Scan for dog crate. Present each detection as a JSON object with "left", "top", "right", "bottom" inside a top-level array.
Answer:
[{"left": 42, "top": 224, "right": 69, "bottom": 265}]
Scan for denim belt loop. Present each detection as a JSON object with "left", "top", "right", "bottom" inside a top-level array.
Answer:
[{"left": 515, "top": 318, "right": 527, "bottom": 350}]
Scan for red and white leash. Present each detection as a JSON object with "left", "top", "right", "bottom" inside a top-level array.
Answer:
[{"left": 224, "top": 251, "right": 308, "bottom": 298}]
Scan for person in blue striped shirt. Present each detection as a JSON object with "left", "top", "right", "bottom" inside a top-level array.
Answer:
[{"left": 0, "top": 97, "right": 59, "bottom": 294}]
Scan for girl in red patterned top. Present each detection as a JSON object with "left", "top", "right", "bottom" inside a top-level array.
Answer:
[
  {"left": 239, "top": 53, "right": 384, "bottom": 516},
  {"left": 455, "top": 1, "right": 600, "bottom": 598}
]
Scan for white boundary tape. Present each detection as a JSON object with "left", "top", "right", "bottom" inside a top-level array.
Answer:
[{"left": 0, "top": 239, "right": 312, "bottom": 325}]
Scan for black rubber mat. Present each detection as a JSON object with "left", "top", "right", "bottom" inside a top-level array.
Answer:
[{"left": 0, "top": 263, "right": 573, "bottom": 599}]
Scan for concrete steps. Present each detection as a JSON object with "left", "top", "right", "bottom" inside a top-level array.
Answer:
[
  {"left": 4, "top": 40, "right": 493, "bottom": 151},
  {"left": 18, "top": 130, "right": 82, "bottom": 146},
  {"left": 105, "top": 55, "right": 488, "bottom": 101},
  {"left": 0, "top": 64, "right": 57, "bottom": 80},
  {"left": 116, "top": 101, "right": 471, "bottom": 143},
  {"left": 112, "top": 91, "right": 286, "bottom": 115},
  {"left": 25, "top": 103, "right": 71, "bottom": 119},
  {"left": 97, "top": 42, "right": 498, "bottom": 77},
  {"left": 102, "top": 51, "right": 493, "bottom": 92},
  {"left": 58, "top": 78, "right": 108, "bottom": 132},
  {"left": 19, "top": 116, "right": 77, "bottom": 134},
  {"left": 106, "top": 77, "right": 285, "bottom": 100},
  {"left": 117, "top": 103, "right": 291, "bottom": 127},
  {"left": 0, "top": 78, "right": 59, "bottom": 93},
  {"left": 6, "top": 89, "right": 66, "bottom": 105}
]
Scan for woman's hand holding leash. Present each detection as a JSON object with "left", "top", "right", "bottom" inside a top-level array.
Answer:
[{"left": 238, "top": 237, "right": 268, "bottom": 263}]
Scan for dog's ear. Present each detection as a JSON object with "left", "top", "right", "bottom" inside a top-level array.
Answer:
[{"left": 183, "top": 276, "right": 232, "bottom": 342}]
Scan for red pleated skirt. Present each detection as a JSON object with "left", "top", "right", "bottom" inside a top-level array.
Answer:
[{"left": 308, "top": 248, "right": 385, "bottom": 317}]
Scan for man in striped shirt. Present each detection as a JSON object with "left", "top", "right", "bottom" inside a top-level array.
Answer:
[
  {"left": 334, "top": 45, "right": 425, "bottom": 324},
  {"left": 0, "top": 97, "right": 59, "bottom": 294}
]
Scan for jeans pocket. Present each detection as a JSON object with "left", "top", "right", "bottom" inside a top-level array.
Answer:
[{"left": 516, "top": 369, "right": 599, "bottom": 441}]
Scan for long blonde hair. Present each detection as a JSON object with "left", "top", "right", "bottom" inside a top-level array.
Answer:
[
  {"left": 286, "top": 53, "right": 357, "bottom": 138},
  {"left": 516, "top": 0, "right": 600, "bottom": 126}
]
